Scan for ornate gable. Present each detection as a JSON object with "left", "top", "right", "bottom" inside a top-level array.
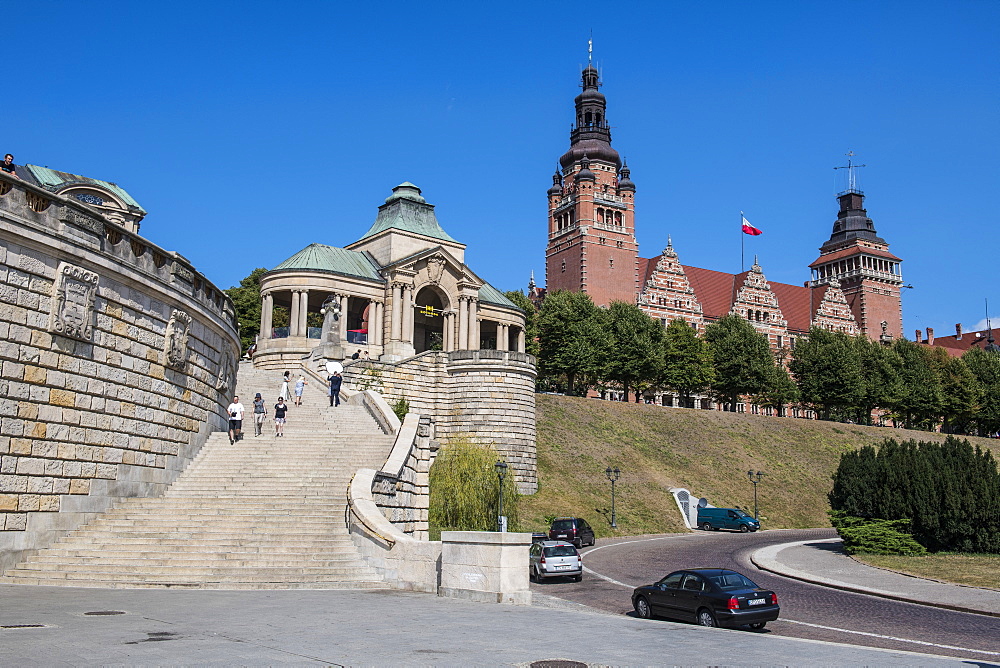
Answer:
[
  {"left": 731, "top": 260, "right": 788, "bottom": 345},
  {"left": 811, "top": 279, "right": 858, "bottom": 334},
  {"left": 638, "top": 240, "right": 703, "bottom": 329}
]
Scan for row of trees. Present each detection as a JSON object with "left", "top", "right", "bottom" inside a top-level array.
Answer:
[{"left": 516, "top": 289, "right": 1000, "bottom": 434}]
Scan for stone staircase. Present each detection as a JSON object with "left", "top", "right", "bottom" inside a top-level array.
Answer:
[{"left": 0, "top": 362, "right": 396, "bottom": 589}]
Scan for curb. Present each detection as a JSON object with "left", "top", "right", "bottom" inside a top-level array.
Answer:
[{"left": 751, "top": 539, "right": 1000, "bottom": 619}]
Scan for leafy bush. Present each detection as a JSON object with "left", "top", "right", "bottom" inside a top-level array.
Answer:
[
  {"left": 391, "top": 396, "right": 409, "bottom": 422},
  {"left": 828, "top": 511, "right": 927, "bottom": 555},
  {"left": 429, "top": 438, "right": 519, "bottom": 536},
  {"left": 829, "top": 436, "right": 1000, "bottom": 553}
]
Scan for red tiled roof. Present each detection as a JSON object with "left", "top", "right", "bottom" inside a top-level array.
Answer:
[
  {"left": 638, "top": 257, "right": 655, "bottom": 285},
  {"left": 924, "top": 328, "right": 1000, "bottom": 357},
  {"left": 683, "top": 265, "right": 736, "bottom": 319},
  {"left": 768, "top": 282, "right": 812, "bottom": 333},
  {"left": 809, "top": 245, "right": 901, "bottom": 268}
]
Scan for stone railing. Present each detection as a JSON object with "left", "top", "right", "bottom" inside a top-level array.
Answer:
[{"left": 0, "top": 171, "right": 240, "bottom": 570}]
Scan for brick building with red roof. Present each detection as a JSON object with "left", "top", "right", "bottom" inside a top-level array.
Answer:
[{"left": 542, "top": 65, "right": 902, "bottom": 356}]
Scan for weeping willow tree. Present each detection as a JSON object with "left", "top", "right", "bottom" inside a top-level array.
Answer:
[{"left": 429, "top": 438, "right": 520, "bottom": 538}]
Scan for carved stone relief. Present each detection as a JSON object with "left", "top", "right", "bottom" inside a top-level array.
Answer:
[
  {"left": 426, "top": 255, "right": 447, "bottom": 285},
  {"left": 215, "top": 352, "right": 233, "bottom": 392},
  {"left": 49, "top": 261, "right": 99, "bottom": 341},
  {"left": 164, "top": 309, "right": 193, "bottom": 370}
]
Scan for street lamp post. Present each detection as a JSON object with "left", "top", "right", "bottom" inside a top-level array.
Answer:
[
  {"left": 605, "top": 466, "right": 621, "bottom": 528},
  {"left": 495, "top": 461, "right": 508, "bottom": 532},
  {"left": 747, "top": 470, "right": 765, "bottom": 520}
]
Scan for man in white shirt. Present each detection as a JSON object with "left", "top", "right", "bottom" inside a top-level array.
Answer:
[{"left": 227, "top": 395, "right": 245, "bottom": 444}]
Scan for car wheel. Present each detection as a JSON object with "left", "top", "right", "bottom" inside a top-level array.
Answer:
[
  {"left": 573, "top": 538, "right": 582, "bottom": 549},
  {"left": 748, "top": 622, "right": 766, "bottom": 630},
  {"left": 529, "top": 567, "right": 536, "bottom": 583},
  {"left": 739, "top": 524, "right": 750, "bottom": 533},
  {"left": 697, "top": 608, "right": 717, "bottom": 627},
  {"left": 700, "top": 522, "right": 712, "bottom": 531},
  {"left": 634, "top": 596, "right": 652, "bottom": 619},
  {"left": 573, "top": 574, "right": 582, "bottom": 582}
]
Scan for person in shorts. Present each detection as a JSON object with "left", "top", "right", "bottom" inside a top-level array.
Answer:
[
  {"left": 227, "top": 395, "right": 245, "bottom": 444},
  {"left": 293, "top": 375, "right": 307, "bottom": 406},
  {"left": 274, "top": 397, "right": 288, "bottom": 437},
  {"left": 251, "top": 392, "right": 267, "bottom": 436}
]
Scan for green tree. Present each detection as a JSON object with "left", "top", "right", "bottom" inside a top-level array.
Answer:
[
  {"left": 428, "top": 439, "right": 519, "bottom": 537},
  {"left": 929, "top": 349, "right": 982, "bottom": 434},
  {"left": 660, "top": 319, "right": 715, "bottom": 407},
  {"left": 963, "top": 348, "right": 1000, "bottom": 436},
  {"left": 537, "top": 291, "right": 610, "bottom": 395},
  {"left": 829, "top": 437, "right": 1000, "bottom": 553},
  {"left": 224, "top": 267, "right": 268, "bottom": 351},
  {"left": 789, "top": 327, "right": 863, "bottom": 421},
  {"left": 703, "top": 315, "right": 773, "bottom": 410},
  {"left": 853, "top": 336, "right": 904, "bottom": 425},
  {"left": 603, "top": 301, "right": 665, "bottom": 402},
  {"left": 890, "top": 340, "right": 943, "bottom": 430},
  {"left": 504, "top": 290, "right": 540, "bottom": 357},
  {"left": 754, "top": 363, "right": 799, "bottom": 417}
]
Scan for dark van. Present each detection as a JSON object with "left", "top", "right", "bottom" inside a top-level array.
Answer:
[
  {"left": 697, "top": 507, "right": 760, "bottom": 532},
  {"left": 548, "top": 517, "right": 595, "bottom": 548}
]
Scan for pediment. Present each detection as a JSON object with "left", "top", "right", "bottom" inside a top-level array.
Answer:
[{"left": 384, "top": 246, "right": 483, "bottom": 288}]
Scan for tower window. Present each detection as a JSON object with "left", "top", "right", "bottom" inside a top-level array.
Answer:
[
  {"left": 609, "top": 258, "right": 614, "bottom": 268},
  {"left": 561, "top": 260, "right": 566, "bottom": 273}
]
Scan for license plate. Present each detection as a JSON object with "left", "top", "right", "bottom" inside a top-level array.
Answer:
[
  {"left": 747, "top": 598, "right": 766, "bottom": 606},
  {"left": 556, "top": 565, "right": 571, "bottom": 569},
  {"left": 556, "top": 534, "right": 567, "bottom": 538}
]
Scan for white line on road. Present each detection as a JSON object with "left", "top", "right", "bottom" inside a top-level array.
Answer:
[
  {"left": 580, "top": 536, "right": 1000, "bottom": 659},
  {"left": 781, "top": 619, "right": 1000, "bottom": 657}
]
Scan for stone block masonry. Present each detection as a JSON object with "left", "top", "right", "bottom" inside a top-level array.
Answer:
[
  {"left": 342, "top": 350, "right": 537, "bottom": 493},
  {"left": 0, "top": 172, "right": 240, "bottom": 572}
]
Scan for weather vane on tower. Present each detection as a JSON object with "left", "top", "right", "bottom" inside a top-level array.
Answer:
[{"left": 834, "top": 150, "right": 867, "bottom": 192}]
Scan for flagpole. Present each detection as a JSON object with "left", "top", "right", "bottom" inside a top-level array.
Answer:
[{"left": 740, "top": 211, "right": 744, "bottom": 272}]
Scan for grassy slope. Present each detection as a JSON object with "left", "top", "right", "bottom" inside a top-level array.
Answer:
[{"left": 519, "top": 395, "right": 1000, "bottom": 538}]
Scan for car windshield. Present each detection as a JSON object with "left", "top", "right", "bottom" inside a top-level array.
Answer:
[
  {"left": 544, "top": 545, "right": 577, "bottom": 557},
  {"left": 551, "top": 520, "right": 574, "bottom": 530},
  {"left": 733, "top": 509, "right": 751, "bottom": 518},
  {"left": 708, "top": 572, "right": 759, "bottom": 590}
]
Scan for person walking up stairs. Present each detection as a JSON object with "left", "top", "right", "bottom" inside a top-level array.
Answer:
[{"left": 0, "top": 362, "right": 397, "bottom": 589}]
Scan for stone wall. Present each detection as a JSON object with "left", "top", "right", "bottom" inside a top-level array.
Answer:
[
  {"left": 371, "top": 414, "right": 437, "bottom": 539},
  {"left": 340, "top": 350, "right": 537, "bottom": 493},
  {"left": 0, "top": 173, "right": 240, "bottom": 571}
]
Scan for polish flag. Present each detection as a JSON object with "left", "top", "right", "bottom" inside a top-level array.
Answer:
[{"left": 741, "top": 213, "right": 762, "bottom": 236}]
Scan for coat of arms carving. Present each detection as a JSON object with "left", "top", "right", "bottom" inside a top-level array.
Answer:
[
  {"left": 426, "top": 255, "right": 447, "bottom": 285},
  {"left": 50, "top": 262, "right": 99, "bottom": 341},
  {"left": 164, "top": 309, "right": 193, "bottom": 369},
  {"left": 215, "top": 352, "right": 233, "bottom": 392}
]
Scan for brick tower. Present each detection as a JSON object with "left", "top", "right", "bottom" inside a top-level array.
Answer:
[
  {"left": 808, "top": 187, "right": 903, "bottom": 341},
  {"left": 545, "top": 64, "right": 639, "bottom": 306}
]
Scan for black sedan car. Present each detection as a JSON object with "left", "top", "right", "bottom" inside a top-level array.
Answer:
[{"left": 632, "top": 568, "right": 780, "bottom": 629}]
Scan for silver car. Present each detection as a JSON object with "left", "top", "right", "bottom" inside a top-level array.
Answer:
[{"left": 529, "top": 540, "right": 583, "bottom": 582}]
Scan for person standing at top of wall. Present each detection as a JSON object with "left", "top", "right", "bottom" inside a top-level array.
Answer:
[
  {"left": 328, "top": 371, "right": 342, "bottom": 407},
  {"left": 251, "top": 392, "right": 267, "bottom": 436},
  {"left": 274, "top": 397, "right": 288, "bottom": 437},
  {"left": 293, "top": 375, "right": 307, "bottom": 406},
  {"left": 227, "top": 395, "right": 245, "bottom": 444},
  {"left": 2, "top": 154, "right": 17, "bottom": 178}
]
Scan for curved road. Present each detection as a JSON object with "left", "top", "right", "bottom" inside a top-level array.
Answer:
[{"left": 531, "top": 528, "right": 1000, "bottom": 662}]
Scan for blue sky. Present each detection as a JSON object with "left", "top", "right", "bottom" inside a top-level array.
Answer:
[{"left": 8, "top": 2, "right": 998, "bottom": 337}]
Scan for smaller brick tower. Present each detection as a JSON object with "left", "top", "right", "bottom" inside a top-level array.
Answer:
[
  {"left": 809, "top": 186, "right": 903, "bottom": 341},
  {"left": 545, "top": 64, "right": 639, "bottom": 306}
]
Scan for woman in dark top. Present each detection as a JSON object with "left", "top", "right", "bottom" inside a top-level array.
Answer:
[{"left": 273, "top": 397, "right": 288, "bottom": 437}]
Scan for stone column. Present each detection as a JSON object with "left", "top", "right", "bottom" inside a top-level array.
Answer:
[
  {"left": 443, "top": 312, "right": 453, "bottom": 351},
  {"left": 290, "top": 291, "right": 301, "bottom": 337},
  {"left": 260, "top": 292, "right": 273, "bottom": 339},
  {"left": 498, "top": 323, "right": 508, "bottom": 351},
  {"left": 401, "top": 285, "right": 413, "bottom": 344},
  {"left": 457, "top": 296, "right": 469, "bottom": 350},
  {"left": 517, "top": 327, "right": 525, "bottom": 353},
  {"left": 472, "top": 317, "right": 481, "bottom": 350},
  {"left": 299, "top": 289, "right": 310, "bottom": 338},
  {"left": 339, "top": 294, "right": 349, "bottom": 342},
  {"left": 390, "top": 283, "right": 402, "bottom": 342},
  {"left": 469, "top": 300, "right": 479, "bottom": 350}
]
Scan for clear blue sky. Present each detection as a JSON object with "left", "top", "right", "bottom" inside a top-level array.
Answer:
[{"left": 8, "top": 2, "right": 998, "bottom": 337}]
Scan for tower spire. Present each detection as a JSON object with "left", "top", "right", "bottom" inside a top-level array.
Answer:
[{"left": 834, "top": 150, "right": 867, "bottom": 192}]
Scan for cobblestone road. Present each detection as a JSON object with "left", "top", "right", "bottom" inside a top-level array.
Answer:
[{"left": 530, "top": 528, "right": 1000, "bottom": 663}]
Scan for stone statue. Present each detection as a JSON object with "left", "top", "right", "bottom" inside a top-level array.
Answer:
[{"left": 310, "top": 294, "right": 346, "bottom": 363}]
